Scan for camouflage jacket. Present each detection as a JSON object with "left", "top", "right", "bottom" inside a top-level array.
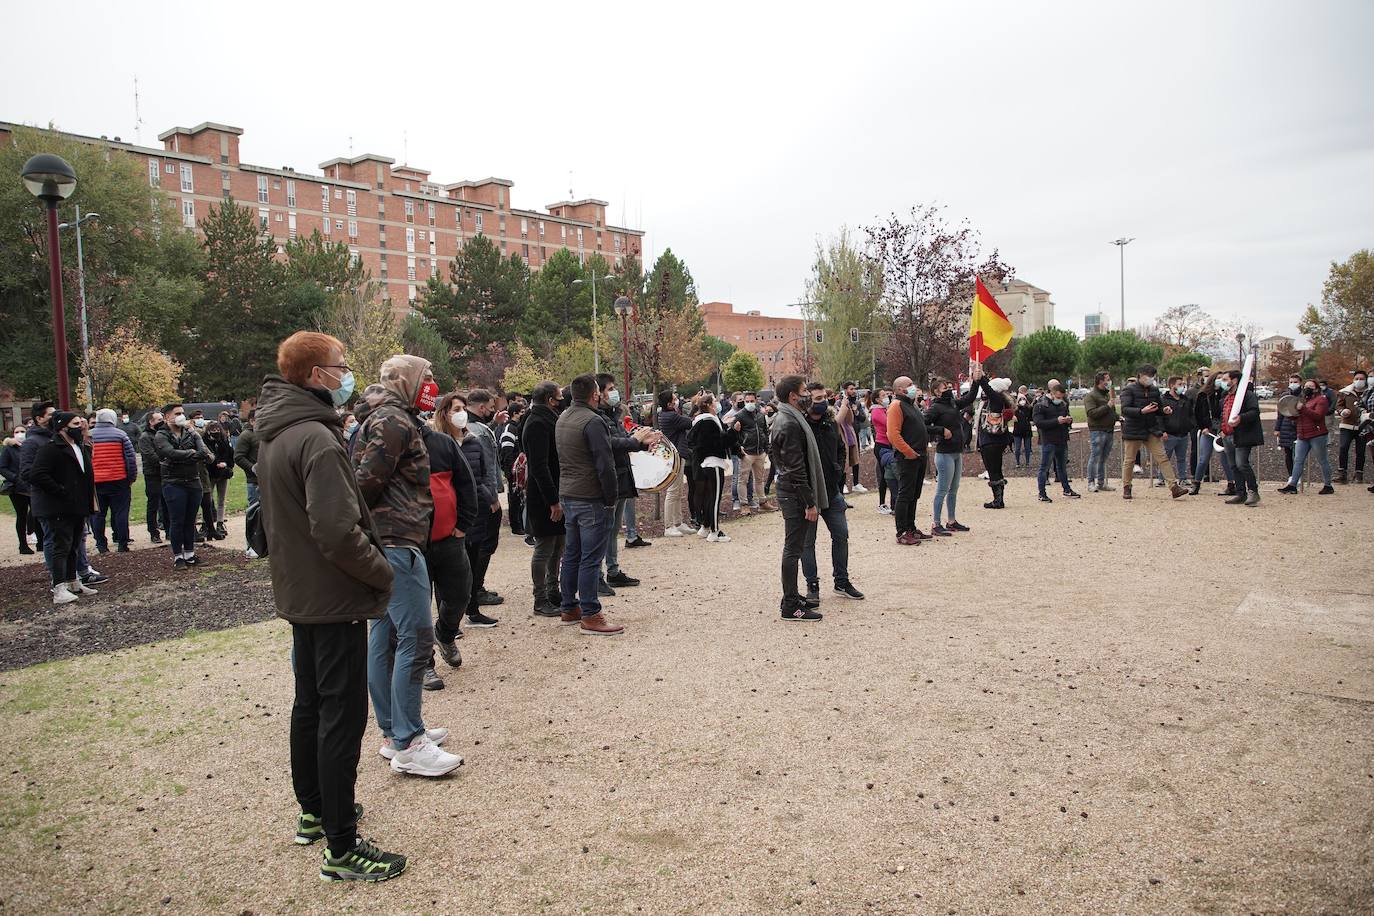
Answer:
[{"left": 352, "top": 391, "right": 432, "bottom": 548}]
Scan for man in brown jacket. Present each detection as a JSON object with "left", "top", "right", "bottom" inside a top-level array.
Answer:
[{"left": 255, "top": 331, "right": 406, "bottom": 882}]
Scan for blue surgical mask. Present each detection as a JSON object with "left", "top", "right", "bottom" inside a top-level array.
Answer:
[
  {"left": 906, "top": 385, "right": 919, "bottom": 399},
  {"left": 1218, "top": 379, "right": 1229, "bottom": 391},
  {"left": 1175, "top": 385, "right": 1187, "bottom": 395},
  {"left": 745, "top": 401, "right": 758, "bottom": 412},
  {"left": 607, "top": 389, "right": 621, "bottom": 407},
  {"left": 325, "top": 369, "right": 355, "bottom": 407},
  {"left": 1051, "top": 397, "right": 1064, "bottom": 405}
]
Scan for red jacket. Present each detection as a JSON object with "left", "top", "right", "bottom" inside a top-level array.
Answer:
[
  {"left": 90, "top": 421, "right": 137, "bottom": 484},
  {"left": 1296, "top": 394, "right": 1329, "bottom": 440}
]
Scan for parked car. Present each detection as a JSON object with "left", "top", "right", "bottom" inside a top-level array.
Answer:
[{"left": 1253, "top": 385, "right": 1275, "bottom": 399}]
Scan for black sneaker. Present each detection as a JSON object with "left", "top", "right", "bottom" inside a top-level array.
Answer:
[
  {"left": 597, "top": 579, "right": 616, "bottom": 597},
  {"left": 184, "top": 555, "right": 199, "bottom": 567},
  {"left": 476, "top": 590, "right": 504, "bottom": 606},
  {"left": 95, "top": 544, "right": 110, "bottom": 555},
  {"left": 437, "top": 639, "right": 462, "bottom": 667},
  {"left": 524, "top": 535, "right": 536, "bottom": 547},
  {"left": 295, "top": 803, "right": 364, "bottom": 845},
  {"left": 1063, "top": 490, "right": 1081, "bottom": 499},
  {"left": 624, "top": 536, "right": 651, "bottom": 548},
  {"left": 931, "top": 524, "right": 952, "bottom": 537},
  {"left": 320, "top": 837, "right": 406, "bottom": 882},
  {"left": 116, "top": 543, "right": 131, "bottom": 553},
  {"left": 805, "top": 581, "right": 820, "bottom": 603},
  {"left": 422, "top": 666, "right": 445, "bottom": 690},
  {"left": 81, "top": 571, "right": 110, "bottom": 585},
  {"left": 834, "top": 582, "right": 865, "bottom": 600},
  {"left": 606, "top": 572, "right": 640, "bottom": 587},
  {"left": 532, "top": 600, "right": 563, "bottom": 618},
  {"left": 781, "top": 602, "right": 823, "bottom": 622},
  {"left": 1318, "top": 485, "right": 1335, "bottom": 495},
  {"left": 466, "top": 611, "right": 499, "bottom": 628},
  {"left": 149, "top": 533, "right": 163, "bottom": 544},
  {"left": 174, "top": 556, "right": 188, "bottom": 571},
  {"left": 1276, "top": 485, "right": 1297, "bottom": 494},
  {"left": 1038, "top": 493, "right": 1052, "bottom": 503}
]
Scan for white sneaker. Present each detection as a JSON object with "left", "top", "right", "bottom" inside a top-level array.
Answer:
[
  {"left": 27, "top": 534, "right": 39, "bottom": 546},
  {"left": 978, "top": 471, "right": 990, "bottom": 479},
  {"left": 1133, "top": 465, "right": 1143, "bottom": 475},
  {"left": 390, "top": 737, "right": 464, "bottom": 776},
  {"left": 378, "top": 727, "right": 450, "bottom": 760},
  {"left": 697, "top": 525, "right": 710, "bottom": 538},
  {"left": 731, "top": 501, "right": 741, "bottom": 511},
  {"left": 69, "top": 579, "right": 97, "bottom": 596},
  {"left": 878, "top": 504, "right": 893, "bottom": 515},
  {"left": 663, "top": 526, "right": 684, "bottom": 537},
  {"left": 84, "top": 565, "right": 102, "bottom": 577},
  {"left": 707, "top": 530, "right": 731, "bottom": 543},
  {"left": 1087, "top": 481, "right": 1099, "bottom": 493},
  {"left": 244, "top": 548, "right": 259, "bottom": 560},
  {"left": 851, "top": 484, "right": 867, "bottom": 493},
  {"left": 52, "top": 584, "right": 78, "bottom": 605}
]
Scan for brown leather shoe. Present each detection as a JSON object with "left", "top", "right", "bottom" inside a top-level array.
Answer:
[
  {"left": 579, "top": 612, "right": 625, "bottom": 636},
  {"left": 560, "top": 609, "right": 582, "bottom": 625},
  {"left": 897, "top": 532, "right": 920, "bottom": 546},
  {"left": 1122, "top": 485, "right": 1133, "bottom": 500},
  {"left": 1169, "top": 483, "right": 1187, "bottom": 499}
]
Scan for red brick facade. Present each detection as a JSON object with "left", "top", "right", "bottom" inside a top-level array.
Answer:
[
  {"left": 1, "top": 119, "right": 644, "bottom": 314},
  {"left": 699, "top": 301, "right": 809, "bottom": 385}
]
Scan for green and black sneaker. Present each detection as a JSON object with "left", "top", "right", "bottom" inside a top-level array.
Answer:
[
  {"left": 320, "top": 837, "right": 407, "bottom": 883},
  {"left": 294, "top": 803, "right": 364, "bottom": 845}
]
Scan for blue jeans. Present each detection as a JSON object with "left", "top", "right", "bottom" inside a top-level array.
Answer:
[
  {"left": 801, "top": 488, "right": 850, "bottom": 586},
  {"left": 163, "top": 482, "right": 202, "bottom": 557},
  {"left": 603, "top": 500, "right": 626, "bottom": 578},
  {"left": 1037, "top": 442, "right": 1069, "bottom": 495},
  {"left": 1087, "top": 430, "right": 1114, "bottom": 485},
  {"left": 932, "top": 451, "right": 962, "bottom": 524},
  {"left": 1194, "top": 433, "right": 1234, "bottom": 484},
  {"left": 560, "top": 497, "right": 611, "bottom": 618},
  {"left": 1014, "top": 435, "right": 1033, "bottom": 466},
  {"left": 1163, "top": 436, "right": 1189, "bottom": 481},
  {"left": 91, "top": 480, "right": 133, "bottom": 549},
  {"left": 367, "top": 546, "right": 432, "bottom": 749},
  {"left": 1287, "top": 435, "right": 1332, "bottom": 487}
]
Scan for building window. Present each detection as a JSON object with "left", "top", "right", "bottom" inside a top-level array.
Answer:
[
  {"left": 180, "top": 164, "right": 194, "bottom": 193},
  {"left": 475, "top": 213, "right": 483, "bottom": 234},
  {"left": 322, "top": 215, "right": 331, "bottom": 235},
  {"left": 408, "top": 284, "right": 417, "bottom": 302},
  {"left": 148, "top": 159, "right": 160, "bottom": 187},
  {"left": 257, "top": 176, "right": 269, "bottom": 203},
  {"left": 596, "top": 231, "right": 603, "bottom": 248},
  {"left": 347, "top": 219, "right": 358, "bottom": 240},
  {"left": 288, "top": 212, "right": 297, "bottom": 240},
  {"left": 166, "top": 163, "right": 176, "bottom": 174},
  {"left": 405, "top": 227, "right": 415, "bottom": 252},
  {"left": 407, "top": 257, "right": 416, "bottom": 281},
  {"left": 576, "top": 227, "right": 583, "bottom": 247},
  {"left": 430, "top": 258, "right": 437, "bottom": 273},
  {"left": 560, "top": 225, "right": 566, "bottom": 241},
  {"left": 520, "top": 217, "right": 528, "bottom": 238},
  {"left": 614, "top": 235, "right": 622, "bottom": 254},
  {"left": 349, "top": 248, "right": 360, "bottom": 267},
  {"left": 346, "top": 190, "right": 357, "bottom": 216},
  {"left": 182, "top": 198, "right": 195, "bottom": 228},
  {"left": 334, "top": 188, "right": 342, "bottom": 200},
  {"left": 286, "top": 179, "right": 296, "bottom": 207},
  {"left": 322, "top": 185, "right": 330, "bottom": 212},
  {"left": 499, "top": 217, "right": 506, "bottom": 236},
  {"left": 501, "top": 240, "right": 507, "bottom": 253},
  {"left": 538, "top": 221, "right": 545, "bottom": 239},
  {"left": 429, "top": 236, "right": 436, "bottom": 256},
  {"left": 523, "top": 243, "right": 530, "bottom": 259},
  {"left": 405, "top": 201, "right": 414, "bottom": 223},
  {"left": 427, "top": 202, "right": 435, "bottom": 225},
  {"left": 498, "top": 188, "right": 505, "bottom": 209},
  {"left": 258, "top": 208, "right": 269, "bottom": 230},
  {"left": 335, "top": 218, "right": 343, "bottom": 230}
]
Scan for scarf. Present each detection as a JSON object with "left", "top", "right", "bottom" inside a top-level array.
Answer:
[{"left": 777, "top": 402, "right": 827, "bottom": 511}]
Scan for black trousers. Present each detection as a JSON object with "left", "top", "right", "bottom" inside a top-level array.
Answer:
[
  {"left": 1282, "top": 445, "right": 1294, "bottom": 476},
  {"left": 41, "top": 514, "right": 84, "bottom": 585},
  {"left": 290, "top": 621, "right": 368, "bottom": 858},
  {"left": 427, "top": 534, "right": 472, "bottom": 647},
  {"left": 506, "top": 479, "right": 525, "bottom": 534},
  {"left": 981, "top": 444, "right": 1006, "bottom": 482},
  {"left": 532, "top": 533, "right": 564, "bottom": 606},
  {"left": 465, "top": 505, "right": 500, "bottom": 613},
  {"left": 778, "top": 493, "right": 812, "bottom": 603},
  {"left": 685, "top": 465, "right": 700, "bottom": 524},
  {"left": 144, "top": 474, "right": 167, "bottom": 536},
  {"left": 693, "top": 466, "right": 724, "bottom": 532},
  {"left": 1338, "top": 428, "right": 1365, "bottom": 473},
  {"left": 9, "top": 493, "right": 34, "bottom": 546},
  {"left": 893, "top": 454, "right": 925, "bottom": 534}
]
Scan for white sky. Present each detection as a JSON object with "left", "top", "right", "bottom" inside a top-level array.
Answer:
[{"left": 4, "top": 0, "right": 1370, "bottom": 343}]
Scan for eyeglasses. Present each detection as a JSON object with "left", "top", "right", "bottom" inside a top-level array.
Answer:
[{"left": 319, "top": 364, "right": 352, "bottom": 373}]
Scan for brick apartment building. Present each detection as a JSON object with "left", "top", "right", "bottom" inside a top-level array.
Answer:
[
  {"left": 0, "top": 119, "right": 644, "bottom": 311},
  {"left": 699, "top": 301, "right": 809, "bottom": 385}
]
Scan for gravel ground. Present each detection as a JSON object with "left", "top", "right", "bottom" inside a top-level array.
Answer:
[{"left": 0, "top": 479, "right": 1371, "bottom": 915}]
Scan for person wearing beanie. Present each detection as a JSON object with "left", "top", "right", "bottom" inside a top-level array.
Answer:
[
  {"left": 89, "top": 408, "right": 138, "bottom": 553},
  {"left": 27, "top": 411, "right": 98, "bottom": 605}
]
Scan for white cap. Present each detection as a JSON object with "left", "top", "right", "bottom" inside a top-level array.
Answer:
[{"left": 990, "top": 378, "right": 1012, "bottom": 393}]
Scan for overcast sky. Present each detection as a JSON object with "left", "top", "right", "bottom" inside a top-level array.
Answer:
[{"left": 4, "top": 0, "right": 1370, "bottom": 343}]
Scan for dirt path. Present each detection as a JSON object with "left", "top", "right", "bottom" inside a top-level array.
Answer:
[{"left": 1, "top": 480, "right": 1371, "bottom": 914}]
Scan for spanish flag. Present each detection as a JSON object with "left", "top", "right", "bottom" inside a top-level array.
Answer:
[{"left": 968, "top": 277, "right": 1014, "bottom": 361}]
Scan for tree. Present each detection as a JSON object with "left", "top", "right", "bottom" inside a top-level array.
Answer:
[
  {"left": 616, "top": 304, "right": 711, "bottom": 393},
  {"left": 321, "top": 283, "right": 402, "bottom": 390},
  {"left": 84, "top": 324, "right": 183, "bottom": 409},
  {"left": 1160, "top": 350, "right": 1213, "bottom": 380},
  {"left": 1011, "top": 328, "right": 1081, "bottom": 387},
  {"left": 400, "top": 313, "right": 455, "bottom": 391},
  {"left": 543, "top": 336, "right": 596, "bottom": 383},
  {"left": 641, "top": 249, "right": 699, "bottom": 321},
  {"left": 863, "top": 204, "right": 1013, "bottom": 386},
  {"left": 1263, "top": 340, "right": 1302, "bottom": 381},
  {"left": 462, "top": 342, "right": 515, "bottom": 391},
  {"left": 284, "top": 230, "right": 369, "bottom": 299},
  {"left": 1077, "top": 330, "right": 1163, "bottom": 385},
  {"left": 1299, "top": 250, "right": 1374, "bottom": 361},
  {"left": 805, "top": 228, "right": 884, "bottom": 388},
  {"left": 722, "top": 351, "right": 765, "bottom": 394},
  {"left": 418, "top": 235, "right": 529, "bottom": 367},
  {"left": 1314, "top": 341, "right": 1360, "bottom": 384},
  {"left": 501, "top": 342, "right": 545, "bottom": 394},
  {"left": 1151, "top": 303, "right": 1220, "bottom": 353},
  {"left": 521, "top": 248, "right": 591, "bottom": 352}
]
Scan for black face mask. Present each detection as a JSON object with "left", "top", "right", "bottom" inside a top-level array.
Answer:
[
  {"left": 66, "top": 427, "right": 83, "bottom": 444},
  {"left": 1305, "top": 388, "right": 1317, "bottom": 397},
  {"left": 809, "top": 402, "right": 826, "bottom": 416}
]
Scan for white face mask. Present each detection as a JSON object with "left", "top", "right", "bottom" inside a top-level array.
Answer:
[
  {"left": 450, "top": 410, "right": 468, "bottom": 429},
  {"left": 1355, "top": 378, "right": 1368, "bottom": 391},
  {"left": 906, "top": 385, "right": 919, "bottom": 399},
  {"left": 174, "top": 415, "right": 189, "bottom": 428},
  {"left": 1139, "top": 376, "right": 1154, "bottom": 388},
  {"left": 745, "top": 401, "right": 758, "bottom": 412}
]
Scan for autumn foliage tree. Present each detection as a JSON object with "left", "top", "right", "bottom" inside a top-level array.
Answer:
[{"left": 84, "top": 324, "right": 183, "bottom": 409}]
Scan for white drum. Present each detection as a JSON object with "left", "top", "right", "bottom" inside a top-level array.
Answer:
[{"left": 630, "top": 441, "right": 682, "bottom": 493}]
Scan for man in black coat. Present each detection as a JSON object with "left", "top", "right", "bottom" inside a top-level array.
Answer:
[
  {"left": 801, "top": 383, "right": 863, "bottom": 602},
  {"left": 1119, "top": 364, "right": 1187, "bottom": 500},
  {"left": 521, "top": 382, "right": 565, "bottom": 617},
  {"left": 27, "top": 411, "right": 98, "bottom": 604},
  {"left": 595, "top": 373, "right": 657, "bottom": 592},
  {"left": 1032, "top": 384, "right": 1080, "bottom": 502}
]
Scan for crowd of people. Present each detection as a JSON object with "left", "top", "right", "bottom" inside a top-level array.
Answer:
[{"left": 4, "top": 331, "right": 1370, "bottom": 884}]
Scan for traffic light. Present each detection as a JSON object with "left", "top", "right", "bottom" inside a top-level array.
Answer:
[
  {"left": 850, "top": 327, "right": 860, "bottom": 344},
  {"left": 814, "top": 328, "right": 824, "bottom": 343}
]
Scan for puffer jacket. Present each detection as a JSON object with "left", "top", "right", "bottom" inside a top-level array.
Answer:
[
  {"left": 1033, "top": 396, "right": 1072, "bottom": 446},
  {"left": 1295, "top": 391, "right": 1329, "bottom": 440},
  {"left": 90, "top": 420, "right": 137, "bottom": 485},
  {"left": 1274, "top": 410, "right": 1297, "bottom": 450},
  {"left": 1120, "top": 381, "right": 1165, "bottom": 439}
]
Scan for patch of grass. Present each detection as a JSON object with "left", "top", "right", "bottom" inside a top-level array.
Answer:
[{"left": 0, "top": 473, "right": 247, "bottom": 518}]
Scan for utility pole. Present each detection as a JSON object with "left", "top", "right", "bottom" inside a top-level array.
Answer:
[{"left": 1111, "top": 238, "right": 1134, "bottom": 332}]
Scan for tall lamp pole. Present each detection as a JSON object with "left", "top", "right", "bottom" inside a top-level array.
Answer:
[
  {"left": 21, "top": 154, "right": 78, "bottom": 410},
  {"left": 1235, "top": 332, "right": 1245, "bottom": 366},
  {"left": 1111, "top": 237, "right": 1134, "bottom": 332},
  {"left": 571, "top": 271, "right": 616, "bottom": 375},
  {"left": 614, "top": 296, "right": 632, "bottom": 395},
  {"left": 59, "top": 207, "right": 100, "bottom": 411}
]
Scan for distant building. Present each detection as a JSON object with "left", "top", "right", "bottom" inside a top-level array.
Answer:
[
  {"left": 1084, "top": 312, "right": 1109, "bottom": 339},
  {"left": 991, "top": 279, "right": 1055, "bottom": 337},
  {"left": 1253, "top": 334, "right": 1293, "bottom": 363},
  {"left": 698, "top": 301, "right": 807, "bottom": 385}
]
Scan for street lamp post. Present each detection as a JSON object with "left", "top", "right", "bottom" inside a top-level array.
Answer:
[
  {"left": 59, "top": 207, "right": 100, "bottom": 411},
  {"left": 571, "top": 271, "right": 616, "bottom": 375},
  {"left": 1235, "top": 332, "right": 1245, "bottom": 366},
  {"left": 21, "top": 154, "right": 78, "bottom": 410},
  {"left": 613, "top": 296, "right": 632, "bottom": 396},
  {"left": 1111, "top": 237, "right": 1134, "bottom": 332}
]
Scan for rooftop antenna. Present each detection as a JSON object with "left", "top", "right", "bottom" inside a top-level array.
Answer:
[
  {"left": 569, "top": 170, "right": 574, "bottom": 200},
  {"left": 403, "top": 129, "right": 408, "bottom": 166},
  {"left": 348, "top": 134, "right": 354, "bottom": 156},
  {"left": 133, "top": 76, "right": 144, "bottom": 144}
]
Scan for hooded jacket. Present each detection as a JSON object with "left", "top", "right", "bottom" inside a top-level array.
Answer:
[
  {"left": 354, "top": 355, "right": 433, "bottom": 549},
  {"left": 90, "top": 418, "right": 137, "bottom": 485},
  {"left": 254, "top": 375, "right": 392, "bottom": 625}
]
